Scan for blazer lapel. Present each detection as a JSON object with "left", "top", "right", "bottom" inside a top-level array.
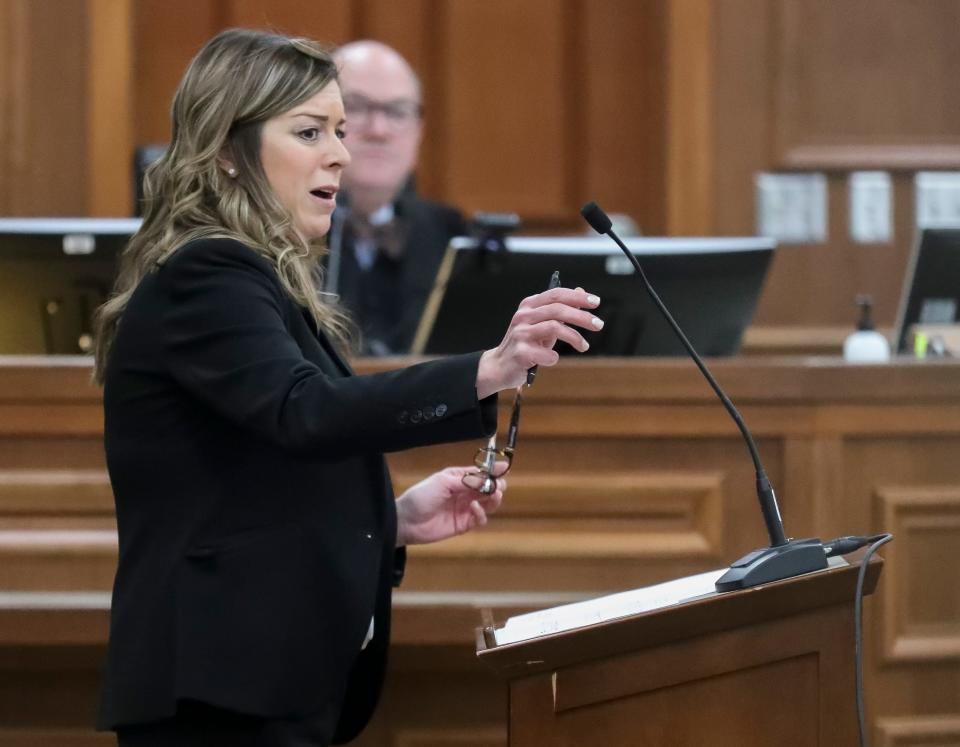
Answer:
[{"left": 296, "top": 308, "right": 353, "bottom": 377}]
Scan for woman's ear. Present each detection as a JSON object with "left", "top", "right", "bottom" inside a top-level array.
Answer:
[{"left": 217, "top": 149, "right": 238, "bottom": 178}]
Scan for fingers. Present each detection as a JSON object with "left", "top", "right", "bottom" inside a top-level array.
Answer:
[
  {"left": 460, "top": 470, "right": 507, "bottom": 496},
  {"left": 468, "top": 485, "right": 504, "bottom": 527},
  {"left": 519, "top": 287, "right": 601, "bottom": 311},
  {"left": 469, "top": 499, "right": 487, "bottom": 526},
  {"left": 512, "top": 318, "right": 591, "bottom": 355},
  {"left": 458, "top": 463, "right": 507, "bottom": 510},
  {"left": 490, "top": 460, "right": 510, "bottom": 478},
  {"left": 518, "top": 302, "right": 604, "bottom": 334},
  {"left": 509, "top": 291, "right": 604, "bottom": 356}
]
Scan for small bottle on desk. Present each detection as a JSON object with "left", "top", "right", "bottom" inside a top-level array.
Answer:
[{"left": 843, "top": 294, "right": 890, "bottom": 363}]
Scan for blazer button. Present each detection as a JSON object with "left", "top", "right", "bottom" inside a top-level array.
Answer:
[
  {"left": 423, "top": 405, "right": 435, "bottom": 420},
  {"left": 435, "top": 403, "right": 448, "bottom": 417},
  {"left": 410, "top": 409, "right": 423, "bottom": 424},
  {"left": 398, "top": 410, "right": 408, "bottom": 424}
]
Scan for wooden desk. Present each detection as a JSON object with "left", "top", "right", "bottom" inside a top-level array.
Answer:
[{"left": 1, "top": 356, "right": 958, "bottom": 745}]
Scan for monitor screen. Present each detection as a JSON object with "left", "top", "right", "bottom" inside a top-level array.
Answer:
[
  {"left": 0, "top": 218, "right": 141, "bottom": 354},
  {"left": 894, "top": 228, "right": 960, "bottom": 354},
  {"left": 412, "top": 235, "right": 775, "bottom": 357}
]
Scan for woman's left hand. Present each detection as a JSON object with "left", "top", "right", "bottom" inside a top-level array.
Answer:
[{"left": 395, "top": 465, "right": 506, "bottom": 546}]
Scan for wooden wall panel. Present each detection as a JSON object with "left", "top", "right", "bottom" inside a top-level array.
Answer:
[
  {"left": 772, "top": 0, "right": 960, "bottom": 169},
  {"left": 406, "top": 470, "right": 724, "bottom": 559},
  {"left": 85, "top": 0, "right": 133, "bottom": 217},
  {"left": 0, "top": 729, "right": 113, "bottom": 746},
  {"left": 0, "top": 0, "right": 87, "bottom": 217},
  {"left": 393, "top": 729, "right": 506, "bottom": 747},
  {"left": 225, "top": 0, "right": 353, "bottom": 44},
  {"left": 710, "top": 0, "right": 960, "bottom": 336},
  {"left": 5, "top": 0, "right": 960, "bottom": 339},
  {"left": 0, "top": 358, "right": 958, "bottom": 743},
  {"left": 359, "top": 0, "right": 446, "bottom": 202},
  {"left": 582, "top": 0, "right": 667, "bottom": 235},
  {"left": 666, "top": 0, "right": 713, "bottom": 235},
  {"left": 355, "top": 0, "right": 430, "bottom": 71},
  {"left": 876, "top": 487, "right": 960, "bottom": 664},
  {"left": 441, "top": 0, "right": 571, "bottom": 219},
  {"left": 133, "top": 0, "right": 223, "bottom": 145}
]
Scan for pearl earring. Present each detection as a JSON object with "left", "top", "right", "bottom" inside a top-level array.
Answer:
[{"left": 227, "top": 167, "right": 237, "bottom": 177}]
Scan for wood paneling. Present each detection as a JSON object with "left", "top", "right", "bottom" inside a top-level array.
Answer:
[
  {"left": 442, "top": 0, "right": 570, "bottom": 219},
  {"left": 0, "top": 730, "right": 113, "bottom": 746},
  {"left": 225, "top": 0, "right": 353, "bottom": 43},
  {"left": 133, "top": 0, "right": 222, "bottom": 145},
  {"left": 877, "top": 486, "right": 960, "bottom": 664},
  {"left": 581, "top": 0, "right": 667, "bottom": 235},
  {"left": 85, "top": 0, "right": 133, "bottom": 218},
  {"left": 772, "top": 0, "right": 960, "bottom": 168},
  {"left": 5, "top": 0, "right": 960, "bottom": 340},
  {"left": 876, "top": 715, "right": 960, "bottom": 747},
  {"left": 4, "top": 358, "right": 955, "bottom": 741},
  {"left": 393, "top": 728, "right": 507, "bottom": 747},
  {"left": 666, "top": 0, "right": 713, "bottom": 236},
  {"left": 404, "top": 471, "right": 725, "bottom": 560},
  {"left": 0, "top": 1, "right": 87, "bottom": 216}
]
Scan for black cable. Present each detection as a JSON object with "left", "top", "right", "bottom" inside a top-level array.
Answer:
[{"left": 848, "top": 532, "right": 894, "bottom": 747}]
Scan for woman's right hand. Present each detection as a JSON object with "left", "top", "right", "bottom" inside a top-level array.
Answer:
[{"left": 475, "top": 287, "right": 603, "bottom": 399}]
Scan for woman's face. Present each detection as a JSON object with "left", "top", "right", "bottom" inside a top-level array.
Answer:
[{"left": 259, "top": 81, "right": 351, "bottom": 241}]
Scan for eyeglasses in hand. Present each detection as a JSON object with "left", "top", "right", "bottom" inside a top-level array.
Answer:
[{"left": 461, "top": 386, "right": 523, "bottom": 495}]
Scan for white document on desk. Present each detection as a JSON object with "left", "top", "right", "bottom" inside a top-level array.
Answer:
[{"left": 493, "top": 568, "right": 726, "bottom": 646}]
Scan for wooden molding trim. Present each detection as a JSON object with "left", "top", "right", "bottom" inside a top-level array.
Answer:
[
  {"left": 0, "top": 470, "right": 113, "bottom": 514},
  {"left": 875, "top": 715, "right": 960, "bottom": 747},
  {"left": 393, "top": 727, "right": 507, "bottom": 747},
  {"left": 779, "top": 144, "right": 960, "bottom": 171},
  {"left": 0, "top": 730, "right": 113, "bottom": 747}
]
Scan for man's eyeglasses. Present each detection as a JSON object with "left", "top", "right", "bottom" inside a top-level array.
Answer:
[
  {"left": 342, "top": 93, "right": 422, "bottom": 131},
  {"left": 462, "top": 386, "right": 523, "bottom": 495}
]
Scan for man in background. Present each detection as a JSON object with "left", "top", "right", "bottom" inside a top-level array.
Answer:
[{"left": 328, "top": 41, "right": 466, "bottom": 356}]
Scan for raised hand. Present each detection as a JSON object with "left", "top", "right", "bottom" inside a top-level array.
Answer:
[{"left": 475, "top": 287, "right": 603, "bottom": 399}]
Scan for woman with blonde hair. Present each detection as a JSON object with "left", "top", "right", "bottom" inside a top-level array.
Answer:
[{"left": 95, "top": 27, "right": 601, "bottom": 746}]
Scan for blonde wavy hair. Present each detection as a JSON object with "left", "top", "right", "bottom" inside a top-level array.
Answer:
[{"left": 93, "top": 28, "right": 351, "bottom": 383}]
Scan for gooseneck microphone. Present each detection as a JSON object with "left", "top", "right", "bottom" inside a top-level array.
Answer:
[{"left": 581, "top": 201, "right": 828, "bottom": 592}]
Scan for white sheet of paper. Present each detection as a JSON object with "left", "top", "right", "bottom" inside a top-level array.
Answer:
[
  {"left": 493, "top": 556, "right": 848, "bottom": 646},
  {"left": 493, "top": 568, "right": 726, "bottom": 646}
]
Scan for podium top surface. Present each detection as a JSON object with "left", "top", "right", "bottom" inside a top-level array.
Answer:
[{"left": 476, "top": 553, "right": 882, "bottom": 677}]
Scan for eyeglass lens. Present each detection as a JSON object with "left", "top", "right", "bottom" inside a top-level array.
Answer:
[{"left": 343, "top": 94, "right": 421, "bottom": 127}]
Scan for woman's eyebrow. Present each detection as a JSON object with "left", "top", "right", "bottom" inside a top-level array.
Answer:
[
  {"left": 289, "top": 112, "right": 330, "bottom": 122},
  {"left": 289, "top": 112, "right": 347, "bottom": 126}
]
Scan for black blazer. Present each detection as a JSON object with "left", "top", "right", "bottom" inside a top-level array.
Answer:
[{"left": 97, "top": 238, "right": 496, "bottom": 741}]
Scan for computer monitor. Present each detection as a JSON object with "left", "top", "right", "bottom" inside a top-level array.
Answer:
[
  {"left": 894, "top": 228, "right": 960, "bottom": 354},
  {"left": 0, "top": 218, "right": 141, "bottom": 354},
  {"left": 411, "top": 235, "right": 776, "bottom": 357}
]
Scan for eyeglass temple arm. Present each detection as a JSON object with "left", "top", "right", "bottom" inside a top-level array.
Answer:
[{"left": 505, "top": 386, "right": 523, "bottom": 452}]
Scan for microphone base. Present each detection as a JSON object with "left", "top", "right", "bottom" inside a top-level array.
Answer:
[{"left": 715, "top": 538, "right": 828, "bottom": 592}]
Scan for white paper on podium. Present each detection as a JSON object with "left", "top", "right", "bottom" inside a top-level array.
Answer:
[
  {"left": 493, "top": 556, "right": 849, "bottom": 646},
  {"left": 493, "top": 568, "right": 726, "bottom": 646}
]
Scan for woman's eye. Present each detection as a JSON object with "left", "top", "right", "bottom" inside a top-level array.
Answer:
[
  {"left": 335, "top": 128, "right": 347, "bottom": 140},
  {"left": 298, "top": 128, "right": 319, "bottom": 142}
]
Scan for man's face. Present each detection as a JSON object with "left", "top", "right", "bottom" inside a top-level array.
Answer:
[{"left": 338, "top": 52, "right": 423, "bottom": 202}]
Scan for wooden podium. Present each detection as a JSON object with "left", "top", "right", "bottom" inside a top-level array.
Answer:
[{"left": 478, "top": 556, "right": 882, "bottom": 746}]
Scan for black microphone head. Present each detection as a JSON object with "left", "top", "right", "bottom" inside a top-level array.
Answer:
[{"left": 580, "top": 201, "right": 613, "bottom": 234}]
